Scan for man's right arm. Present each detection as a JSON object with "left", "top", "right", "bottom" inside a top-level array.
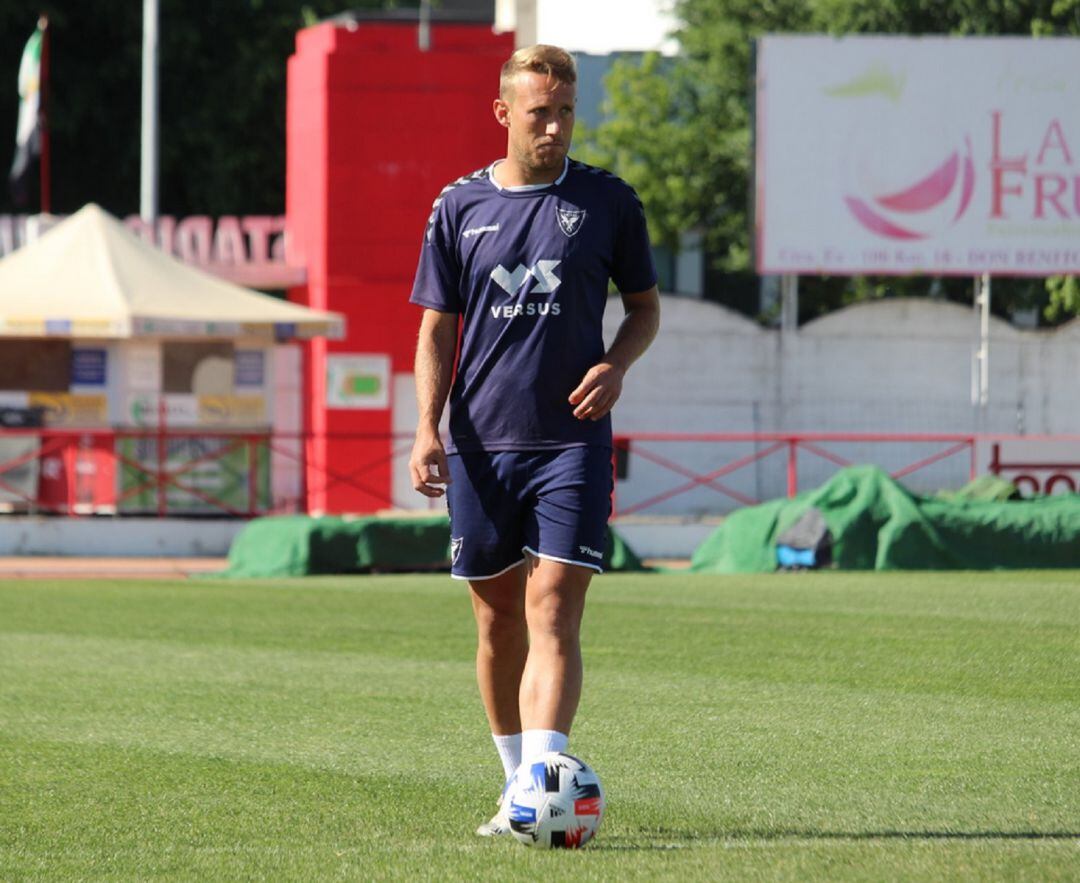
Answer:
[{"left": 409, "top": 308, "right": 459, "bottom": 498}]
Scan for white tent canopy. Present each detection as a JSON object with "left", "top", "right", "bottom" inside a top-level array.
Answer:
[{"left": 0, "top": 204, "right": 343, "bottom": 339}]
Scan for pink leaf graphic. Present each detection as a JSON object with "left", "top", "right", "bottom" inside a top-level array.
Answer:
[
  {"left": 845, "top": 196, "right": 926, "bottom": 240},
  {"left": 953, "top": 137, "right": 975, "bottom": 222},
  {"left": 875, "top": 152, "right": 958, "bottom": 213}
]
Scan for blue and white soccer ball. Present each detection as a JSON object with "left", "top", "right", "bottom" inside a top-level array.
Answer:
[{"left": 505, "top": 751, "right": 605, "bottom": 849}]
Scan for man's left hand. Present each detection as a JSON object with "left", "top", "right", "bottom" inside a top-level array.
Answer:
[{"left": 569, "top": 361, "right": 624, "bottom": 421}]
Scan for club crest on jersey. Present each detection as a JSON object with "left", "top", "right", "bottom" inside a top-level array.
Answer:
[{"left": 556, "top": 205, "right": 586, "bottom": 238}]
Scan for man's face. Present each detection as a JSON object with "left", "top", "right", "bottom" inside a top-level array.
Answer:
[{"left": 496, "top": 71, "right": 576, "bottom": 174}]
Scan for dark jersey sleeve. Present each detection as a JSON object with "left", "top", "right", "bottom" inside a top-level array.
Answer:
[
  {"left": 610, "top": 183, "right": 658, "bottom": 294},
  {"left": 409, "top": 196, "right": 463, "bottom": 313}
]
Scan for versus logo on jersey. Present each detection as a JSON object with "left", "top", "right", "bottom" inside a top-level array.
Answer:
[
  {"left": 489, "top": 260, "right": 562, "bottom": 319},
  {"left": 556, "top": 205, "right": 586, "bottom": 238}
]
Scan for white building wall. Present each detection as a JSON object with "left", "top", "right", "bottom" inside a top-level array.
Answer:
[
  {"left": 606, "top": 295, "right": 778, "bottom": 515},
  {"left": 1041, "top": 322, "right": 1080, "bottom": 434},
  {"left": 604, "top": 295, "right": 1080, "bottom": 515}
]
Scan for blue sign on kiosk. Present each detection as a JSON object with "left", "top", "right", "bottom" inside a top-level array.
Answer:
[{"left": 71, "top": 348, "right": 107, "bottom": 386}]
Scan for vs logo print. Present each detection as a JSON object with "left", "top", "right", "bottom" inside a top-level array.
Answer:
[
  {"left": 488, "top": 260, "right": 564, "bottom": 318},
  {"left": 556, "top": 204, "right": 586, "bottom": 238},
  {"left": 490, "top": 260, "right": 561, "bottom": 296}
]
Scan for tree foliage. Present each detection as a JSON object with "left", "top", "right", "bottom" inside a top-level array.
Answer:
[
  {"left": 579, "top": 0, "right": 1080, "bottom": 322},
  {"left": 0, "top": 0, "right": 407, "bottom": 218}
]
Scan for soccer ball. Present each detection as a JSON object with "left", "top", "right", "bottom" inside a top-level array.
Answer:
[{"left": 505, "top": 751, "right": 605, "bottom": 848}]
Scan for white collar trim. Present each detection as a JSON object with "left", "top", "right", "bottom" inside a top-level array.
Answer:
[{"left": 489, "top": 157, "right": 569, "bottom": 191}]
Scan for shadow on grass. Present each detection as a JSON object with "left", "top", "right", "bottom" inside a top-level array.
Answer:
[{"left": 594, "top": 829, "right": 1080, "bottom": 851}]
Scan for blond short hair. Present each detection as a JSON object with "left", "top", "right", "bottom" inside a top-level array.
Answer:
[{"left": 499, "top": 44, "right": 577, "bottom": 99}]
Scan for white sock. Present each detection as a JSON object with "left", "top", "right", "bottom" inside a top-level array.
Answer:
[
  {"left": 522, "top": 729, "right": 568, "bottom": 766},
  {"left": 492, "top": 732, "right": 522, "bottom": 781}
]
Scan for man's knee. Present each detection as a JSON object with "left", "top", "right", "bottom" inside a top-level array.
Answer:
[
  {"left": 528, "top": 610, "right": 580, "bottom": 647},
  {"left": 475, "top": 603, "right": 526, "bottom": 648},
  {"left": 525, "top": 565, "right": 590, "bottom": 644},
  {"left": 472, "top": 582, "right": 526, "bottom": 653}
]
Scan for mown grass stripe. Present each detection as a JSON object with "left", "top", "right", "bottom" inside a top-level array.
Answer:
[{"left": 1, "top": 572, "right": 1078, "bottom": 880}]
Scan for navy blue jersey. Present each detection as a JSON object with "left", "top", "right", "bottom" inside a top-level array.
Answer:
[{"left": 409, "top": 158, "right": 656, "bottom": 453}]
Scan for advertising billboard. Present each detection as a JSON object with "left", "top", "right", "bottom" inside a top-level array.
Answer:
[{"left": 755, "top": 35, "right": 1080, "bottom": 276}]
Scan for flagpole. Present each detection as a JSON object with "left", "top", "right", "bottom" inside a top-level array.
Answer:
[
  {"left": 140, "top": 0, "right": 159, "bottom": 223},
  {"left": 38, "top": 14, "right": 50, "bottom": 214}
]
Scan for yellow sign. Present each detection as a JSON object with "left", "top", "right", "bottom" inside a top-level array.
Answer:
[
  {"left": 1, "top": 319, "right": 45, "bottom": 336},
  {"left": 29, "top": 393, "right": 109, "bottom": 427},
  {"left": 197, "top": 395, "right": 266, "bottom": 427}
]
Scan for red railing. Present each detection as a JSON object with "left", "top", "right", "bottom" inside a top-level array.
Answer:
[
  {"left": 610, "top": 432, "right": 981, "bottom": 518},
  {"left": 0, "top": 427, "right": 431, "bottom": 517},
  {"left": 989, "top": 441, "right": 1080, "bottom": 496},
  {"left": 0, "top": 428, "right": 1077, "bottom": 519},
  {"left": 610, "top": 433, "right": 1080, "bottom": 518},
  {"left": 0, "top": 427, "right": 281, "bottom": 517}
]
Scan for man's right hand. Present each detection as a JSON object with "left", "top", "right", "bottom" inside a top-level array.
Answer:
[{"left": 409, "top": 432, "right": 451, "bottom": 498}]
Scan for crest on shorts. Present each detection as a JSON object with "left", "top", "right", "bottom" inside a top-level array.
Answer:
[
  {"left": 556, "top": 205, "right": 586, "bottom": 238},
  {"left": 450, "top": 537, "right": 463, "bottom": 565}
]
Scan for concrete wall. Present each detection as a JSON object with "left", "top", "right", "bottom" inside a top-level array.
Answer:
[
  {"left": 0, "top": 518, "right": 245, "bottom": 557},
  {"left": 605, "top": 295, "right": 1080, "bottom": 516}
]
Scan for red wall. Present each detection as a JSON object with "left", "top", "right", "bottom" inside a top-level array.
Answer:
[{"left": 286, "top": 22, "right": 513, "bottom": 513}]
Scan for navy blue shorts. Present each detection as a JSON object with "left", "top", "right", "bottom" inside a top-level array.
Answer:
[{"left": 445, "top": 447, "right": 613, "bottom": 580}]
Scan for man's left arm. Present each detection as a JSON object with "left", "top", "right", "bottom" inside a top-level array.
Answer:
[{"left": 568, "top": 286, "right": 660, "bottom": 421}]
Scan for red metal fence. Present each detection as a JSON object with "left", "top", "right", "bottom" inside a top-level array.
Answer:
[
  {"left": 988, "top": 441, "right": 1080, "bottom": 496},
  {"left": 0, "top": 428, "right": 1077, "bottom": 518},
  {"left": 0, "top": 427, "right": 277, "bottom": 517},
  {"left": 610, "top": 432, "right": 982, "bottom": 518},
  {"left": 611, "top": 432, "right": 1080, "bottom": 518}
]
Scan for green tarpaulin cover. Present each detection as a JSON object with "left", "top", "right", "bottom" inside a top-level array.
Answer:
[
  {"left": 220, "top": 514, "right": 646, "bottom": 578},
  {"left": 690, "top": 465, "right": 1080, "bottom": 573}
]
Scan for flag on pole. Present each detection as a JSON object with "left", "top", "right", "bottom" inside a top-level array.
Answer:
[{"left": 8, "top": 21, "right": 45, "bottom": 204}]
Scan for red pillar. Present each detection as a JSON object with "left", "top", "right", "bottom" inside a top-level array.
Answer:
[{"left": 286, "top": 21, "right": 513, "bottom": 513}]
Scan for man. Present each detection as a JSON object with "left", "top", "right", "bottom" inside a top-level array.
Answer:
[{"left": 408, "top": 44, "right": 660, "bottom": 837}]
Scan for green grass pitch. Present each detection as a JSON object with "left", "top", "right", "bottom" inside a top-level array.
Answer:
[{"left": 2, "top": 571, "right": 1079, "bottom": 881}]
